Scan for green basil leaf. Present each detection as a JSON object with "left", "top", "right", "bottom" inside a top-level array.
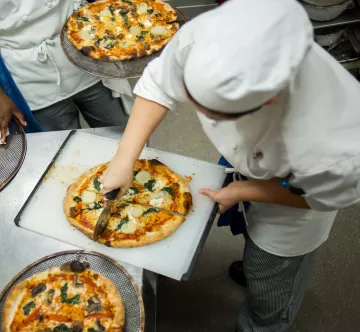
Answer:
[
  {"left": 117, "top": 216, "right": 129, "bottom": 230},
  {"left": 93, "top": 177, "right": 102, "bottom": 192},
  {"left": 53, "top": 324, "right": 73, "bottom": 332},
  {"left": 121, "top": 13, "right": 129, "bottom": 26},
  {"left": 73, "top": 196, "right": 82, "bottom": 203},
  {"left": 23, "top": 301, "right": 35, "bottom": 316},
  {"left": 147, "top": 8, "right": 154, "bottom": 14},
  {"left": 143, "top": 208, "right": 160, "bottom": 215},
  {"left": 161, "top": 187, "right": 174, "bottom": 197},
  {"left": 76, "top": 13, "right": 89, "bottom": 22},
  {"left": 61, "top": 283, "right": 80, "bottom": 305},
  {"left": 122, "top": 0, "right": 133, "bottom": 4},
  {"left": 144, "top": 179, "right": 156, "bottom": 192}
]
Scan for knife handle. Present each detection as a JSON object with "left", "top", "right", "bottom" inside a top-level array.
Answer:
[{"left": 104, "top": 188, "right": 120, "bottom": 201}]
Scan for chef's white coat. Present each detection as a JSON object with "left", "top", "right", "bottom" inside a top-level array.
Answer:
[
  {"left": 0, "top": 0, "right": 101, "bottom": 110},
  {"left": 134, "top": 15, "right": 360, "bottom": 256}
]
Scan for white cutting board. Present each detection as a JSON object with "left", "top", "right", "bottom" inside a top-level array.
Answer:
[{"left": 18, "top": 131, "right": 226, "bottom": 280}]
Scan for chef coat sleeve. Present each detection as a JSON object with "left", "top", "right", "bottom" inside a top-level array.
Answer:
[
  {"left": 133, "top": 30, "right": 192, "bottom": 110},
  {"left": 290, "top": 155, "right": 360, "bottom": 211}
]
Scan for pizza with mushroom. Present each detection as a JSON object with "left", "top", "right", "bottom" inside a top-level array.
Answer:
[
  {"left": 66, "top": 0, "right": 179, "bottom": 61},
  {"left": 2, "top": 261, "right": 125, "bottom": 332},
  {"left": 63, "top": 159, "right": 192, "bottom": 247}
]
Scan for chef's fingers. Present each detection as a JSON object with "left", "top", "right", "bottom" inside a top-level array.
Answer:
[
  {"left": 0, "top": 125, "right": 7, "bottom": 144},
  {"left": 200, "top": 188, "right": 219, "bottom": 201},
  {"left": 12, "top": 109, "right": 27, "bottom": 126}
]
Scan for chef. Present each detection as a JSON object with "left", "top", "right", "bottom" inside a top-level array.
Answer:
[
  {"left": 0, "top": 0, "right": 130, "bottom": 140},
  {"left": 101, "top": 0, "right": 360, "bottom": 331}
]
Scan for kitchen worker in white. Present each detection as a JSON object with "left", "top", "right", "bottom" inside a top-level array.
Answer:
[
  {"left": 101, "top": 0, "right": 360, "bottom": 331},
  {"left": 0, "top": 0, "right": 130, "bottom": 137}
]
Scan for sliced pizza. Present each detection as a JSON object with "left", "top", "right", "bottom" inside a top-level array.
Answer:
[
  {"left": 122, "top": 159, "right": 192, "bottom": 215},
  {"left": 97, "top": 202, "right": 185, "bottom": 247}
]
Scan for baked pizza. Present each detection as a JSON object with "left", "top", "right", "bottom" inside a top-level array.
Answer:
[
  {"left": 63, "top": 159, "right": 192, "bottom": 247},
  {"left": 66, "top": 0, "right": 179, "bottom": 61},
  {"left": 2, "top": 261, "right": 124, "bottom": 332}
]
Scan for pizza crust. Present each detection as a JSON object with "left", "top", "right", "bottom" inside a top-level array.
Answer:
[
  {"left": 66, "top": 0, "right": 179, "bottom": 61},
  {"left": 2, "top": 266, "right": 125, "bottom": 332},
  {"left": 2, "top": 280, "right": 29, "bottom": 332},
  {"left": 64, "top": 164, "right": 108, "bottom": 240},
  {"left": 99, "top": 214, "right": 185, "bottom": 248}
]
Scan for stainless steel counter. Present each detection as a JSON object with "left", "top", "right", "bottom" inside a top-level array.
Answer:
[{"left": 0, "top": 127, "right": 143, "bottom": 291}]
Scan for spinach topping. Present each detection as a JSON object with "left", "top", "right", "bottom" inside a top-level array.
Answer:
[
  {"left": 133, "top": 170, "right": 139, "bottom": 179},
  {"left": 104, "top": 43, "right": 114, "bottom": 49},
  {"left": 109, "top": 4, "right": 115, "bottom": 15},
  {"left": 76, "top": 13, "right": 90, "bottom": 22},
  {"left": 138, "top": 22, "right": 144, "bottom": 28},
  {"left": 53, "top": 324, "right": 73, "bottom": 332},
  {"left": 130, "top": 187, "right": 139, "bottom": 194},
  {"left": 93, "top": 177, "right": 102, "bottom": 192},
  {"left": 60, "top": 283, "right": 80, "bottom": 304},
  {"left": 155, "top": 13, "right": 162, "bottom": 17},
  {"left": 117, "top": 216, "right": 129, "bottom": 230},
  {"left": 144, "top": 179, "right": 156, "bottom": 192},
  {"left": 147, "top": 8, "right": 154, "bottom": 14},
  {"left": 73, "top": 196, "right": 82, "bottom": 203},
  {"left": 84, "top": 201, "right": 103, "bottom": 211},
  {"left": 23, "top": 301, "right": 35, "bottom": 315},
  {"left": 122, "top": 0, "right": 133, "bottom": 4},
  {"left": 136, "top": 30, "right": 149, "bottom": 42},
  {"left": 121, "top": 13, "right": 129, "bottom": 26},
  {"left": 161, "top": 187, "right": 174, "bottom": 197},
  {"left": 143, "top": 207, "right": 159, "bottom": 215}
]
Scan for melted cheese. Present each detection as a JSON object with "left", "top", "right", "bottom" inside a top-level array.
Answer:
[{"left": 81, "top": 190, "right": 96, "bottom": 204}]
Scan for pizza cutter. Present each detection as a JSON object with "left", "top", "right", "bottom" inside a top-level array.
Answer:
[{"left": 93, "top": 189, "right": 120, "bottom": 241}]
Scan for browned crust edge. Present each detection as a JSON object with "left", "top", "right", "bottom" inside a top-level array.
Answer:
[
  {"left": 100, "top": 214, "right": 185, "bottom": 248},
  {"left": 2, "top": 266, "right": 125, "bottom": 331},
  {"left": 63, "top": 164, "right": 107, "bottom": 240}
]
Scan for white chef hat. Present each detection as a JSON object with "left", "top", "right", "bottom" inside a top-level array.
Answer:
[{"left": 183, "top": 0, "right": 313, "bottom": 113}]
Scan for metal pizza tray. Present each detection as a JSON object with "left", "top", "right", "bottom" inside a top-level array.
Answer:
[
  {"left": 0, "top": 250, "right": 145, "bottom": 332},
  {"left": 60, "top": 7, "right": 188, "bottom": 79},
  {"left": 0, "top": 118, "right": 26, "bottom": 192}
]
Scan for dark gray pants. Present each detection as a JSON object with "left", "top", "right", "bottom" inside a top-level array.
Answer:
[
  {"left": 33, "top": 82, "right": 128, "bottom": 131},
  {"left": 238, "top": 238, "right": 316, "bottom": 332}
]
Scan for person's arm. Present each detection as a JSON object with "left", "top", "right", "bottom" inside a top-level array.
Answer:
[
  {"left": 101, "top": 97, "right": 168, "bottom": 197},
  {"left": 201, "top": 178, "right": 309, "bottom": 213},
  {"left": 101, "top": 29, "right": 192, "bottom": 197},
  {"left": 0, "top": 87, "right": 27, "bottom": 143}
]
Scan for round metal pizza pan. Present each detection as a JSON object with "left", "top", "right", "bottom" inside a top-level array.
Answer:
[
  {"left": 0, "top": 250, "right": 145, "bottom": 332},
  {"left": 0, "top": 117, "right": 27, "bottom": 192},
  {"left": 61, "top": 7, "right": 188, "bottom": 79}
]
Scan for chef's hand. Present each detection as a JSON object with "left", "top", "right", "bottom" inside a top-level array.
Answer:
[
  {"left": 100, "top": 157, "right": 134, "bottom": 199},
  {"left": 0, "top": 89, "right": 27, "bottom": 143},
  {"left": 200, "top": 182, "right": 244, "bottom": 214}
]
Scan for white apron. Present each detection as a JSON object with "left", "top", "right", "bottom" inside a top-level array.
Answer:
[{"left": 0, "top": 0, "right": 132, "bottom": 111}]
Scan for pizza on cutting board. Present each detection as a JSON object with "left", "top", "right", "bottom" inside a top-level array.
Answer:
[
  {"left": 63, "top": 159, "right": 193, "bottom": 247},
  {"left": 2, "top": 261, "right": 124, "bottom": 332},
  {"left": 66, "top": 0, "right": 179, "bottom": 61}
]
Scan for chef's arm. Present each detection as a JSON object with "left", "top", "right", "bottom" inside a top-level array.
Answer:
[
  {"left": 115, "top": 96, "right": 167, "bottom": 163},
  {"left": 201, "top": 178, "right": 309, "bottom": 212}
]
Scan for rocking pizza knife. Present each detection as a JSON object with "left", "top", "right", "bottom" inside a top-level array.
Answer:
[{"left": 93, "top": 188, "right": 120, "bottom": 241}]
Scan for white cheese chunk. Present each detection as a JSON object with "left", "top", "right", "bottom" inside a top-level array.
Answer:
[
  {"left": 135, "top": 171, "right": 151, "bottom": 184},
  {"left": 81, "top": 190, "right": 96, "bottom": 204},
  {"left": 131, "top": 206, "right": 144, "bottom": 218},
  {"left": 149, "top": 197, "right": 164, "bottom": 208},
  {"left": 137, "top": 2, "right": 148, "bottom": 14},
  {"left": 130, "top": 26, "right": 141, "bottom": 36},
  {"left": 100, "top": 7, "right": 111, "bottom": 18},
  {"left": 143, "top": 19, "right": 152, "bottom": 27},
  {"left": 121, "top": 222, "right": 137, "bottom": 234},
  {"left": 150, "top": 25, "right": 167, "bottom": 36}
]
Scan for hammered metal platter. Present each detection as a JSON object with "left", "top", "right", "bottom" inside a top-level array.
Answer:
[
  {"left": 0, "top": 250, "right": 145, "bottom": 332},
  {"left": 60, "top": 7, "right": 188, "bottom": 79},
  {"left": 0, "top": 118, "right": 26, "bottom": 192}
]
